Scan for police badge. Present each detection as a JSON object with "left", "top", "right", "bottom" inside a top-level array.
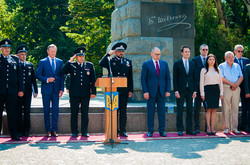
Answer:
[
  {"left": 14, "top": 65, "right": 16, "bottom": 70},
  {"left": 87, "top": 71, "right": 90, "bottom": 75},
  {"left": 126, "top": 61, "right": 130, "bottom": 67},
  {"left": 28, "top": 72, "right": 31, "bottom": 76}
]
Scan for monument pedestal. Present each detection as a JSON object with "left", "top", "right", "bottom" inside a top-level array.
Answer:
[{"left": 106, "top": 0, "right": 195, "bottom": 102}]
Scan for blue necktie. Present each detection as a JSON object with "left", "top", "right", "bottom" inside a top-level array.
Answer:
[
  {"left": 52, "top": 58, "right": 55, "bottom": 73},
  {"left": 203, "top": 57, "right": 206, "bottom": 67},
  {"left": 185, "top": 60, "right": 188, "bottom": 74}
]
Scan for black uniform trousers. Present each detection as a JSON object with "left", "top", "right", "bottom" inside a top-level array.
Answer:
[
  {"left": 70, "top": 96, "right": 90, "bottom": 134},
  {"left": 17, "top": 91, "right": 32, "bottom": 135},
  {"left": 240, "top": 87, "right": 250, "bottom": 130},
  {"left": 193, "top": 88, "right": 207, "bottom": 130},
  {"left": 118, "top": 93, "right": 128, "bottom": 133},
  {"left": 176, "top": 87, "right": 193, "bottom": 132},
  {"left": 0, "top": 92, "right": 18, "bottom": 138}
]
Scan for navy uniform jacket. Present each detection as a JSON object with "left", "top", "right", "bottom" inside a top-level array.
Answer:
[
  {"left": 173, "top": 59, "right": 197, "bottom": 94},
  {"left": 99, "top": 54, "right": 133, "bottom": 94},
  {"left": 0, "top": 54, "right": 23, "bottom": 94},
  {"left": 244, "top": 64, "right": 250, "bottom": 94},
  {"left": 21, "top": 62, "right": 38, "bottom": 94},
  {"left": 61, "top": 61, "right": 96, "bottom": 97}
]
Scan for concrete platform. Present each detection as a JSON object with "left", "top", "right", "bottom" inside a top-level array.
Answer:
[{"left": 1, "top": 89, "right": 233, "bottom": 135}]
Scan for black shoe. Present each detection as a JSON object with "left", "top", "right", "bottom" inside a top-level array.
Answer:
[
  {"left": 147, "top": 132, "right": 153, "bottom": 137},
  {"left": 17, "top": 133, "right": 22, "bottom": 137},
  {"left": 23, "top": 132, "right": 29, "bottom": 137},
  {"left": 119, "top": 132, "right": 128, "bottom": 137},
  {"left": 186, "top": 131, "right": 197, "bottom": 135},
  {"left": 207, "top": 132, "right": 212, "bottom": 135},
  {"left": 178, "top": 131, "right": 183, "bottom": 136},
  {"left": 159, "top": 132, "right": 167, "bottom": 137},
  {"left": 195, "top": 129, "right": 200, "bottom": 134},
  {"left": 11, "top": 136, "right": 21, "bottom": 141},
  {"left": 82, "top": 133, "right": 89, "bottom": 137},
  {"left": 51, "top": 131, "right": 58, "bottom": 137},
  {"left": 211, "top": 132, "right": 216, "bottom": 135},
  {"left": 72, "top": 133, "right": 78, "bottom": 138}
]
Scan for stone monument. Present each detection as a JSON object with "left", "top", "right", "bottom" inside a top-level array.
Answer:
[{"left": 106, "top": 0, "right": 195, "bottom": 101}]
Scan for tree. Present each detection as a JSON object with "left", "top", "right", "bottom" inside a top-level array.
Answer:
[
  {"left": 243, "top": 0, "right": 250, "bottom": 19},
  {"left": 60, "top": 0, "right": 114, "bottom": 77},
  {"left": 195, "top": 0, "right": 249, "bottom": 61},
  {"left": 1, "top": 0, "right": 77, "bottom": 66}
]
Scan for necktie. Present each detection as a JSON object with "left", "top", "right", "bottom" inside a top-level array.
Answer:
[
  {"left": 239, "top": 59, "right": 243, "bottom": 70},
  {"left": 203, "top": 57, "right": 206, "bottom": 67},
  {"left": 52, "top": 58, "right": 55, "bottom": 73},
  {"left": 156, "top": 61, "right": 160, "bottom": 77},
  {"left": 185, "top": 60, "right": 188, "bottom": 74}
]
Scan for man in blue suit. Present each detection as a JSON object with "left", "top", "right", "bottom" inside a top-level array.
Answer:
[
  {"left": 36, "top": 44, "right": 64, "bottom": 137},
  {"left": 233, "top": 44, "right": 250, "bottom": 131},
  {"left": 141, "top": 47, "right": 171, "bottom": 137}
]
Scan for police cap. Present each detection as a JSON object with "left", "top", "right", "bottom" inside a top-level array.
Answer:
[
  {"left": 74, "top": 46, "right": 86, "bottom": 56},
  {"left": 111, "top": 42, "right": 127, "bottom": 51},
  {"left": 16, "top": 44, "right": 28, "bottom": 54},
  {"left": 0, "top": 38, "right": 11, "bottom": 47}
]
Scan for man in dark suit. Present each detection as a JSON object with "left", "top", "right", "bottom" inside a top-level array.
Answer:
[
  {"left": 191, "top": 44, "right": 208, "bottom": 134},
  {"left": 36, "top": 44, "right": 64, "bottom": 137},
  {"left": 16, "top": 44, "right": 38, "bottom": 137},
  {"left": 61, "top": 47, "right": 96, "bottom": 137},
  {"left": 174, "top": 45, "right": 197, "bottom": 136},
  {"left": 244, "top": 64, "right": 250, "bottom": 132},
  {"left": 0, "top": 39, "right": 24, "bottom": 141},
  {"left": 141, "top": 47, "right": 171, "bottom": 137},
  {"left": 233, "top": 44, "right": 250, "bottom": 131},
  {"left": 99, "top": 42, "right": 133, "bottom": 137}
]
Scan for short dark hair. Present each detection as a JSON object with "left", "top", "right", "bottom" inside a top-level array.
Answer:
[{"left": 181, "top": 45, "right": 191, "bottom": 53}]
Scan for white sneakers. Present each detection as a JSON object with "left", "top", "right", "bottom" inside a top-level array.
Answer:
[
  {"left": 232, "top": 129, "right": 240, "bottom": 134},
  {"left": 224, "top": 129, "right": 241, "bottom": 134}
]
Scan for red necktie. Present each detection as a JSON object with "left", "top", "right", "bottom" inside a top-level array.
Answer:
[{"left": 156, "top": 61, "right": 160, "bottom": 77}]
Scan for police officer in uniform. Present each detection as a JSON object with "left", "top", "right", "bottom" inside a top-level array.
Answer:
[
  {"left": 16, "top": 44, "right": 38, "bottom": 137},
  {"left": 0, "top": 39, "right": 24, "bottom": 141},
  {"left": 61, "top": 47, "right": 96, "bottom": 137},
  {"left": 99, "top": 42, "right": 133, "bottom": 137}
]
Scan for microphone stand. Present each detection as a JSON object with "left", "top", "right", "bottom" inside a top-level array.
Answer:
[
  {"left": 98, "top": 55, "right": 128, "bottom": 148},
  {"left": 108, "top": 56, "right": 115, "bottom": 145}
]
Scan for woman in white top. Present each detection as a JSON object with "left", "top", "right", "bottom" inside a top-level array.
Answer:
[{"left": 200, "top": 54, "right": 223, "bottom": 135}]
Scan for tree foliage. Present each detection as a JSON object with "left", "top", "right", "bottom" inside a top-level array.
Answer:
[
  {"left": 60, "top": 0, "right": 114, "bottom": 77},
  {"left": 195, "top": 0, "right": 249, "bottom": 62},
  {"left": 0, "top": 0, "right": 248, "bottom": 72}
]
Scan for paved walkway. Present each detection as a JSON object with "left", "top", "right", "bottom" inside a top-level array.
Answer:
[{"left": 0, "top": 137, "right": 250, "bottom": 164}]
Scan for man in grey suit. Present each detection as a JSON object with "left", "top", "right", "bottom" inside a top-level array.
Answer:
[{"left": 173, "top": 45, "right": 197, "bottom": 136}]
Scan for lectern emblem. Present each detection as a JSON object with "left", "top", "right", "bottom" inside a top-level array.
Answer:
[{"left": 105, "top": 92, "right": 119, "bottom": 111}]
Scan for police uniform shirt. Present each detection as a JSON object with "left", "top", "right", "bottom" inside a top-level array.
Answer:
[
  {"left": 61, "top": 61, "right": 96, "bottom": 97},
  {"left": 21, "top": 61, "right": 38, "bottom": 93},
  {"left": 0, "top": 53, "right": 24, "bottom": 94},
  {"left": 99, "top": 53, "right": 133, "bottom": 94}
]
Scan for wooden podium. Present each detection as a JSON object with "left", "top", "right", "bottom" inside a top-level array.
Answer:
[{"left": 95, "top": 77, "right": 127, "bottom": 143}]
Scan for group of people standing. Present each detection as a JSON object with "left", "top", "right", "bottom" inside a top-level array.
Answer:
[{"left": 0, "top": 37, "right": 249, "bottom": 141}]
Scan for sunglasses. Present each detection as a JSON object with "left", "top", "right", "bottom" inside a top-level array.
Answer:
[
  {"left": 237, "top": 50, "right": 244, "bottom": 53},
  {"left": 202, "top": 49, "right": 208, "bottom": 51}
]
